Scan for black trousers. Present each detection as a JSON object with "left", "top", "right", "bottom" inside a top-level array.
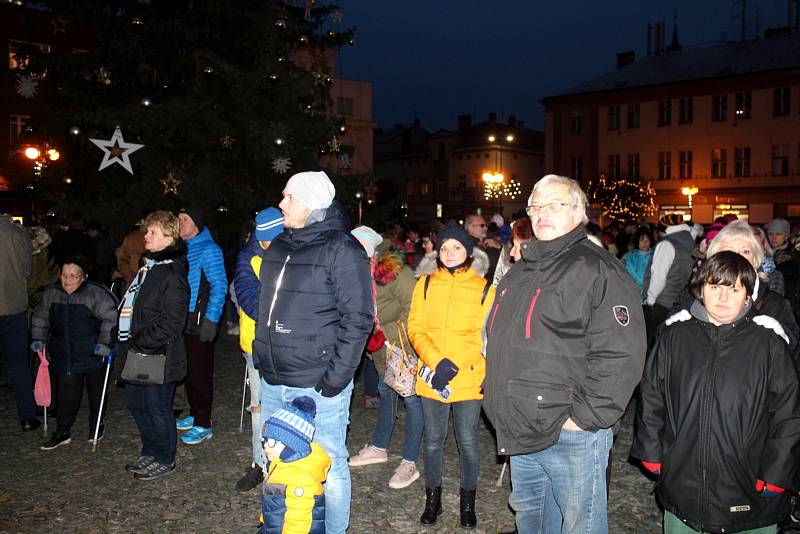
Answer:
[
  {"left": 55, "top": 368, "right": 107, "bottom": 436},
  {"left": 185, "top": 335, "right": 214, "bottom": 428}
]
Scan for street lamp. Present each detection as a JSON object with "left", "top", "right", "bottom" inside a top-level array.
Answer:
[
  {"left": 681, "top": 185, "right": 699, "bottom": 209},
  {"left": 354, "top": 190, "right": 364, "bottom": 224}
]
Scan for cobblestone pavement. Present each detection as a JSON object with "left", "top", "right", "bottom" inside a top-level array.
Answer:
[{"left": 0, "top": 335, "right": 661, "bottom": 533}]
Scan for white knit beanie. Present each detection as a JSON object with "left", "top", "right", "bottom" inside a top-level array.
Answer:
[{"left": 283, "top": 171, "right": 335, "bottom": 211}]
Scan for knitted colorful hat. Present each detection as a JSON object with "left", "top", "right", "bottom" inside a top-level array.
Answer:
[
  {"left": 262, "top": 396, "right": 316, "bottom": 462},
  {"left": 255, "top": 207, "right": 284, "bottom": 241}
]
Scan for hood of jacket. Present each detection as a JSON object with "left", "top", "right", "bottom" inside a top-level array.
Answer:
[{"left": 414, "top": 247, "right": 490, "bottom": 278}]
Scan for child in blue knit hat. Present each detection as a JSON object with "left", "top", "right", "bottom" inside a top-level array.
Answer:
[{"left": 258, "top": 396, "right": 331, "bottom": 534}]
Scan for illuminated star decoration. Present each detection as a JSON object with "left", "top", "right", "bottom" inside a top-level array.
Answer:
[
  {"left": 89, "top": 126, "right": 144, "bottom": 174},
  {"left": 271, "top": 156, "right": 292, "bottom": 174},
  {"left": 160, "top": 172, "right": 181, "bottom": 195},
  {"left": 51, "top": 16, "right": 68, "bottom": 34},
  {"left": 220, "top": 134, "right": 235, "bottom": 148},
  {"left": 96, "top": 67, "right": 112, "bottom": 85},
  {"left": 328, "top": 136, "right": 341, "bottom": 152},
  {"left": 15, "top": 75, "right": 39, "bottom": 98}
]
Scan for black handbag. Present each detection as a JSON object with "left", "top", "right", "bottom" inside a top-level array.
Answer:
[{"left": 121, "top": 349, "right": 166, "bottom": 385}]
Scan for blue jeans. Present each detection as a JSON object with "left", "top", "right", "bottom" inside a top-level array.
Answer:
[
  {"left": 243, "top": 354, "right": 263, "bottom": 467},
  {"left": 125, "top": 382, "right": 177, "bottom": 464},
  {"left": 509, "top": 427, "right": 613, "bottom": 534},
  {"left": 362, "top": 357, "right": 379, "bottom": 397},
  {"left": 0, "top": 313, "right": 36, "bottom": 420},
  {"left": 261, "top": 379, "right": 353, "bottom": 534},
  {"left": 420, "top": 397, "right": 481, "bottom": 490},
  {"left": 372, "top": 376, "right": 424, "bottom": 462}
]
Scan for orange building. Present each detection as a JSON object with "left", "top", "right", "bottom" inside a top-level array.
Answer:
[
  {"left": 374, "top": 113, "right": 544, "bottom": 222},
  {"left": 541, "top": 29, "right": 800, "bottom": 224}
]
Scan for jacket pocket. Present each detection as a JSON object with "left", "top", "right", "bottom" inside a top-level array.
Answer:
[{"left": 505, "top": 379, "right": 572, "bottom": 436}]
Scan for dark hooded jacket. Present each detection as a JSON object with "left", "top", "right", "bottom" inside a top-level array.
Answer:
[
  {"left": 632, "top": 300, "right": 800, "bottom": 533},
  {"left": 253, "top": 201, "right": 373, "bottom": 392},
  {"left": 114, "top": 241, "right": 189, "bottom": 384},
  {"left": 483, "top": 225, "right": 647, "bottom": 456}
]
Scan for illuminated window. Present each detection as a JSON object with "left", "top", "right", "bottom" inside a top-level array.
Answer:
[
  {"left": 772, "top": 145, "right": 789, "bottom": 176},
  {"left": 627, "top": 103, "right": 640, "bottom": 128},
  {"left": 658, "top": 151, "right": 671, "bottom": 179},
  {"left": 712, "top": 94, "right": 727, "bottom": 121},
  {"left": 735, "top": 92, "right": 751, "bottom": 120},
  {"left": 679, "top": 98, "right": 693, "bottom": 125},
  {"left": 679, "top": 151, "right": 692, "bottom": 179},
  {"left": 774, "top": 87, "right": 791, "bottom": 117},
  {"left": 8, "top": 39, "right": 51, "bottom": 70},
  {"left": 420, "top": 182, "right": 429, "bottom": 195},
  {"left": 657, "top": 99, "right": 671, "bottom": 126}
]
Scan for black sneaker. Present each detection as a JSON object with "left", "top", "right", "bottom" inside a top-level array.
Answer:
[
  {"left": 235, "top": 464, "right": 263, "bottom": 492},
  {"left": 125, "top": 455, "right": 155, "bottom": 474},
  {"left": 21, "top": 417, "right": 42, "bottom": 432},
  {"left": 40, "top": 433, "right": 71, "bottom": 450},
  {"left": 134, "top": 461, "right": 176, "bottom": 481},
  {"left": 88, "top": 425, "right": 105, "bottom": 443}
]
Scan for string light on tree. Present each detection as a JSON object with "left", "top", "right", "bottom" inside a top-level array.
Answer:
[
  {"left": 160, "top": 171, "right": 181, "bottom": 195},
  {"left": 328, "top": 136, "right": 341, "bottom": 152},
  {"left": 586, "top": 174, "right": 657, "bottom": 223}
]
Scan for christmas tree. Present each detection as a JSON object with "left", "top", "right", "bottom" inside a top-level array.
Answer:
[
  {"left": 586, "top": 175, "right": 657, "bottom": 224},
  {"left": 27, "top": 0, "right": 355, "bottom": 234}
]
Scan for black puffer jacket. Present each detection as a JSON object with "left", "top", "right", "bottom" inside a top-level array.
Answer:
[
  {"left": 31, "top": 281, "right": 117, "bottom": 374},
  {"left": 115, "top": 242, "right": 189, "bottom": 384},
  {"left": 483, "top": 225, "right": 647, "bottom": 455},
  {"left": 253, "top": 202, "right": 373, "bottom": 391},
  {"left": 631, "top": 302, "right": 800, "bottom": 533}
]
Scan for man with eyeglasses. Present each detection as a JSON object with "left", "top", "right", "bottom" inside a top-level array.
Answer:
[
  {"left": 483, "top": 175, "right": 646, "bottom": 534},
  {"left": 464, "top": 214, "right": 500, "bottom": 280}
]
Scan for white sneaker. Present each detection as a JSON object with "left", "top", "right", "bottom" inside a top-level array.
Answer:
[
  {"left": 348, "top": 444, "right": 388, "bottom": 467},
  {"left": 388, "top": 460, "right": 420, "bottom": 489}
]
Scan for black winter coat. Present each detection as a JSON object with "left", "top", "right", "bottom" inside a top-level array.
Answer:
[
  {"left": 31, "top": 281, "right": 118, "bottom": 374},
  {"left": 483, "top": 225, "right": 647, "bottom": 455},
  {"left": 253, "top": 202, "right": 373, "bottom": 391},
  {"left": 115, "top": 242, "right": 189, "bottom": 384},
  {"left": 631, "top": 304, "right": 800, "bottom": 533}
]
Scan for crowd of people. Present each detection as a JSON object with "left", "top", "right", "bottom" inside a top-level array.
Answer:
[{"left": 2, "top": 171, "right": 800, "bottom": 533}]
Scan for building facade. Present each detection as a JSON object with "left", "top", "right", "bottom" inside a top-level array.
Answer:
[
  {"left": 374, "top": 113, "right": 544, "bottom": 222},
  {"left": 541, "top": 29, "right": 800, "bottom": 224}
]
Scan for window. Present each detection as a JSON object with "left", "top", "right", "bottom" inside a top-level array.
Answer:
[
  {"left": 336, "top": 97, "right": 354, "bottom": 116},
  {"left": 420, "top": 182, "right": 429, "bottom": 195},
  {"left": 735, "top": 91, "right": 751, "bottom": 119},
  {"left": 406, "top": 181, "right": 415, "bottom": 197},
  {"left": 658, "top": 151, "right": 671, "bottom": 179},
  {"left": 457, "top": 174, "right": 467, "bottom": 191},
  {"left": 627, "top": 153, "right": 640, "bottom": 177},
  {"left": 9, "top": 114, "right": 30, "bottom": 146},
  {"left": 607, "top": 105, "right": 620, "bottom": 130},
  {"left": 679, "top": 151, "right": 693, "bottom": 179},
  {"left": 772, "top": 145, "right": 789, "bottom": 176},
  {"left": 8, "top": 40, "right": 51, "bottom": 70},
  {"left": 608, "top": 154, "right": 621, "bottom": 177},
  {"left": 571, "top": 157, "right": 583, "bottom": 181},
  {"left": 627, "top": 103, "right": 640, "bottom": 128},
  {"left": 658, "top": 99, "right": 672, "bottom": 126},
  {"left": 679, "top": 98, "right": 693, "bottom": 124},
  {"left": 437, "top": 178, "right": 447, "bottom": 195},
  {"left": 712, "top": 94, "right": 728, "bottom": 121},
  {"left": 570, "top": 114, "right": 582, "bottom": 134},
  {"left": 711, "top": 148, "right": 727, "bottom": 178},
  {"left": 774, "top": 87, "right": 791, "bottom": 117},
  {"left": 734, "top": 147, "right": 751, "bottom": 177}
]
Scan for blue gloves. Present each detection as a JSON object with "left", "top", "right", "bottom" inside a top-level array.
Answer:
[
  {"left": 431, "top": 358, "right": 459, "bottom": 391},
  {"left": 30, "top": 340, "right": 44, "bottom": 352}
]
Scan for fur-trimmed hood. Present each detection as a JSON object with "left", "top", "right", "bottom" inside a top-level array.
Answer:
[{"left": 414, "top": 247, "right": 490, "bottom": 278}]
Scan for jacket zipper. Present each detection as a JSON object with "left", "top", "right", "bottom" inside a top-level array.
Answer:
[
  {"left": 488, "top": 287, "right": 509, "bottom": 334},
  {"left": 267, "top": 254, "right": 291, "bottom": 383},
  {"left": 524, "top": 288, "right": 541, "bottom": 339},
  {"left": 699, "top": 328, "right": 720, "bottom": 529}
]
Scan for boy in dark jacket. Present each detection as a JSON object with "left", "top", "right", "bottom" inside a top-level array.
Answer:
[
  {"left": 259, "top": 396, "right": 330, "bottom": 534},
  {"left": 31, "top": 256, "right": 118, "bottom": 449},
  {"left": 632, "top": 251, "right": 800, "bottom": 534}
]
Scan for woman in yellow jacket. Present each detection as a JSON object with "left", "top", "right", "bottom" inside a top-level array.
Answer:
[{"left": 407, "top": 224, "right": 494, "bottom": 529}]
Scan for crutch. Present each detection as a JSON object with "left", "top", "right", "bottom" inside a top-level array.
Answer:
[
  {"left": 91, "top": 350, "right": 114, "bottom": 452},
  {"left": 495, "top": 455, "right": 509, "bottom": 487},
  {"left": 239, "top": 363, "right": 249, "bottom": 433}
]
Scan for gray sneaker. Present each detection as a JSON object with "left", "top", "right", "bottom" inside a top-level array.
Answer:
[
  {"left": 134, "top": 461, "right": 176, "bottom": 481},
  {"left": 125, "top": 455, "right": 155, "bottom": 475}
]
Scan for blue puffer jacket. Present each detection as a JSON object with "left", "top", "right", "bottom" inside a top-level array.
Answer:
[
  {"left": 253, "top": 201, "right": 373, "bottom": 391},
  {"left": 184, "top": 227, "right": 227, "bottom": 330},
  {"left": 234, "top": 233, "right": 264, "bottom": 320}
]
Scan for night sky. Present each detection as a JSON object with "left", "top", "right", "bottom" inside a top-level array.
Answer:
[{"left": 335, "top": 0, "right": 790, "bottom": 132}]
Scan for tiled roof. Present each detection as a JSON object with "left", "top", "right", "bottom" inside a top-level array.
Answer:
[{"left": 546, "top": 32, "right": 800, "bottom": 100}]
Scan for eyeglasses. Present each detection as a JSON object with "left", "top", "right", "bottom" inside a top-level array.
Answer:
[
  {"left": 471, "top": 223, "right": 488, "bottom": 228},
  {"left": 526, "top": 202, "right": 574, "bottom": 216}
]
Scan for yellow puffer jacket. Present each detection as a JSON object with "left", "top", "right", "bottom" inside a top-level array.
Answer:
[
  {"left": 239, "top": 255, "right": 262, "bottom": 354},
  {"left": 408, "top": 266, "right": 495, "bottom": 403}
]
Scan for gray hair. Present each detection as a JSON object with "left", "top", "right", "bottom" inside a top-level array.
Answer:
[
  {"left": 706, "top": 220, "right": 764, "bottom": 268},
  {"left": 464, "top": 214, "right": 484, "bottom": 230},
  {"left": 529, "top": 174, "right": 588, "bottom": 224}
]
